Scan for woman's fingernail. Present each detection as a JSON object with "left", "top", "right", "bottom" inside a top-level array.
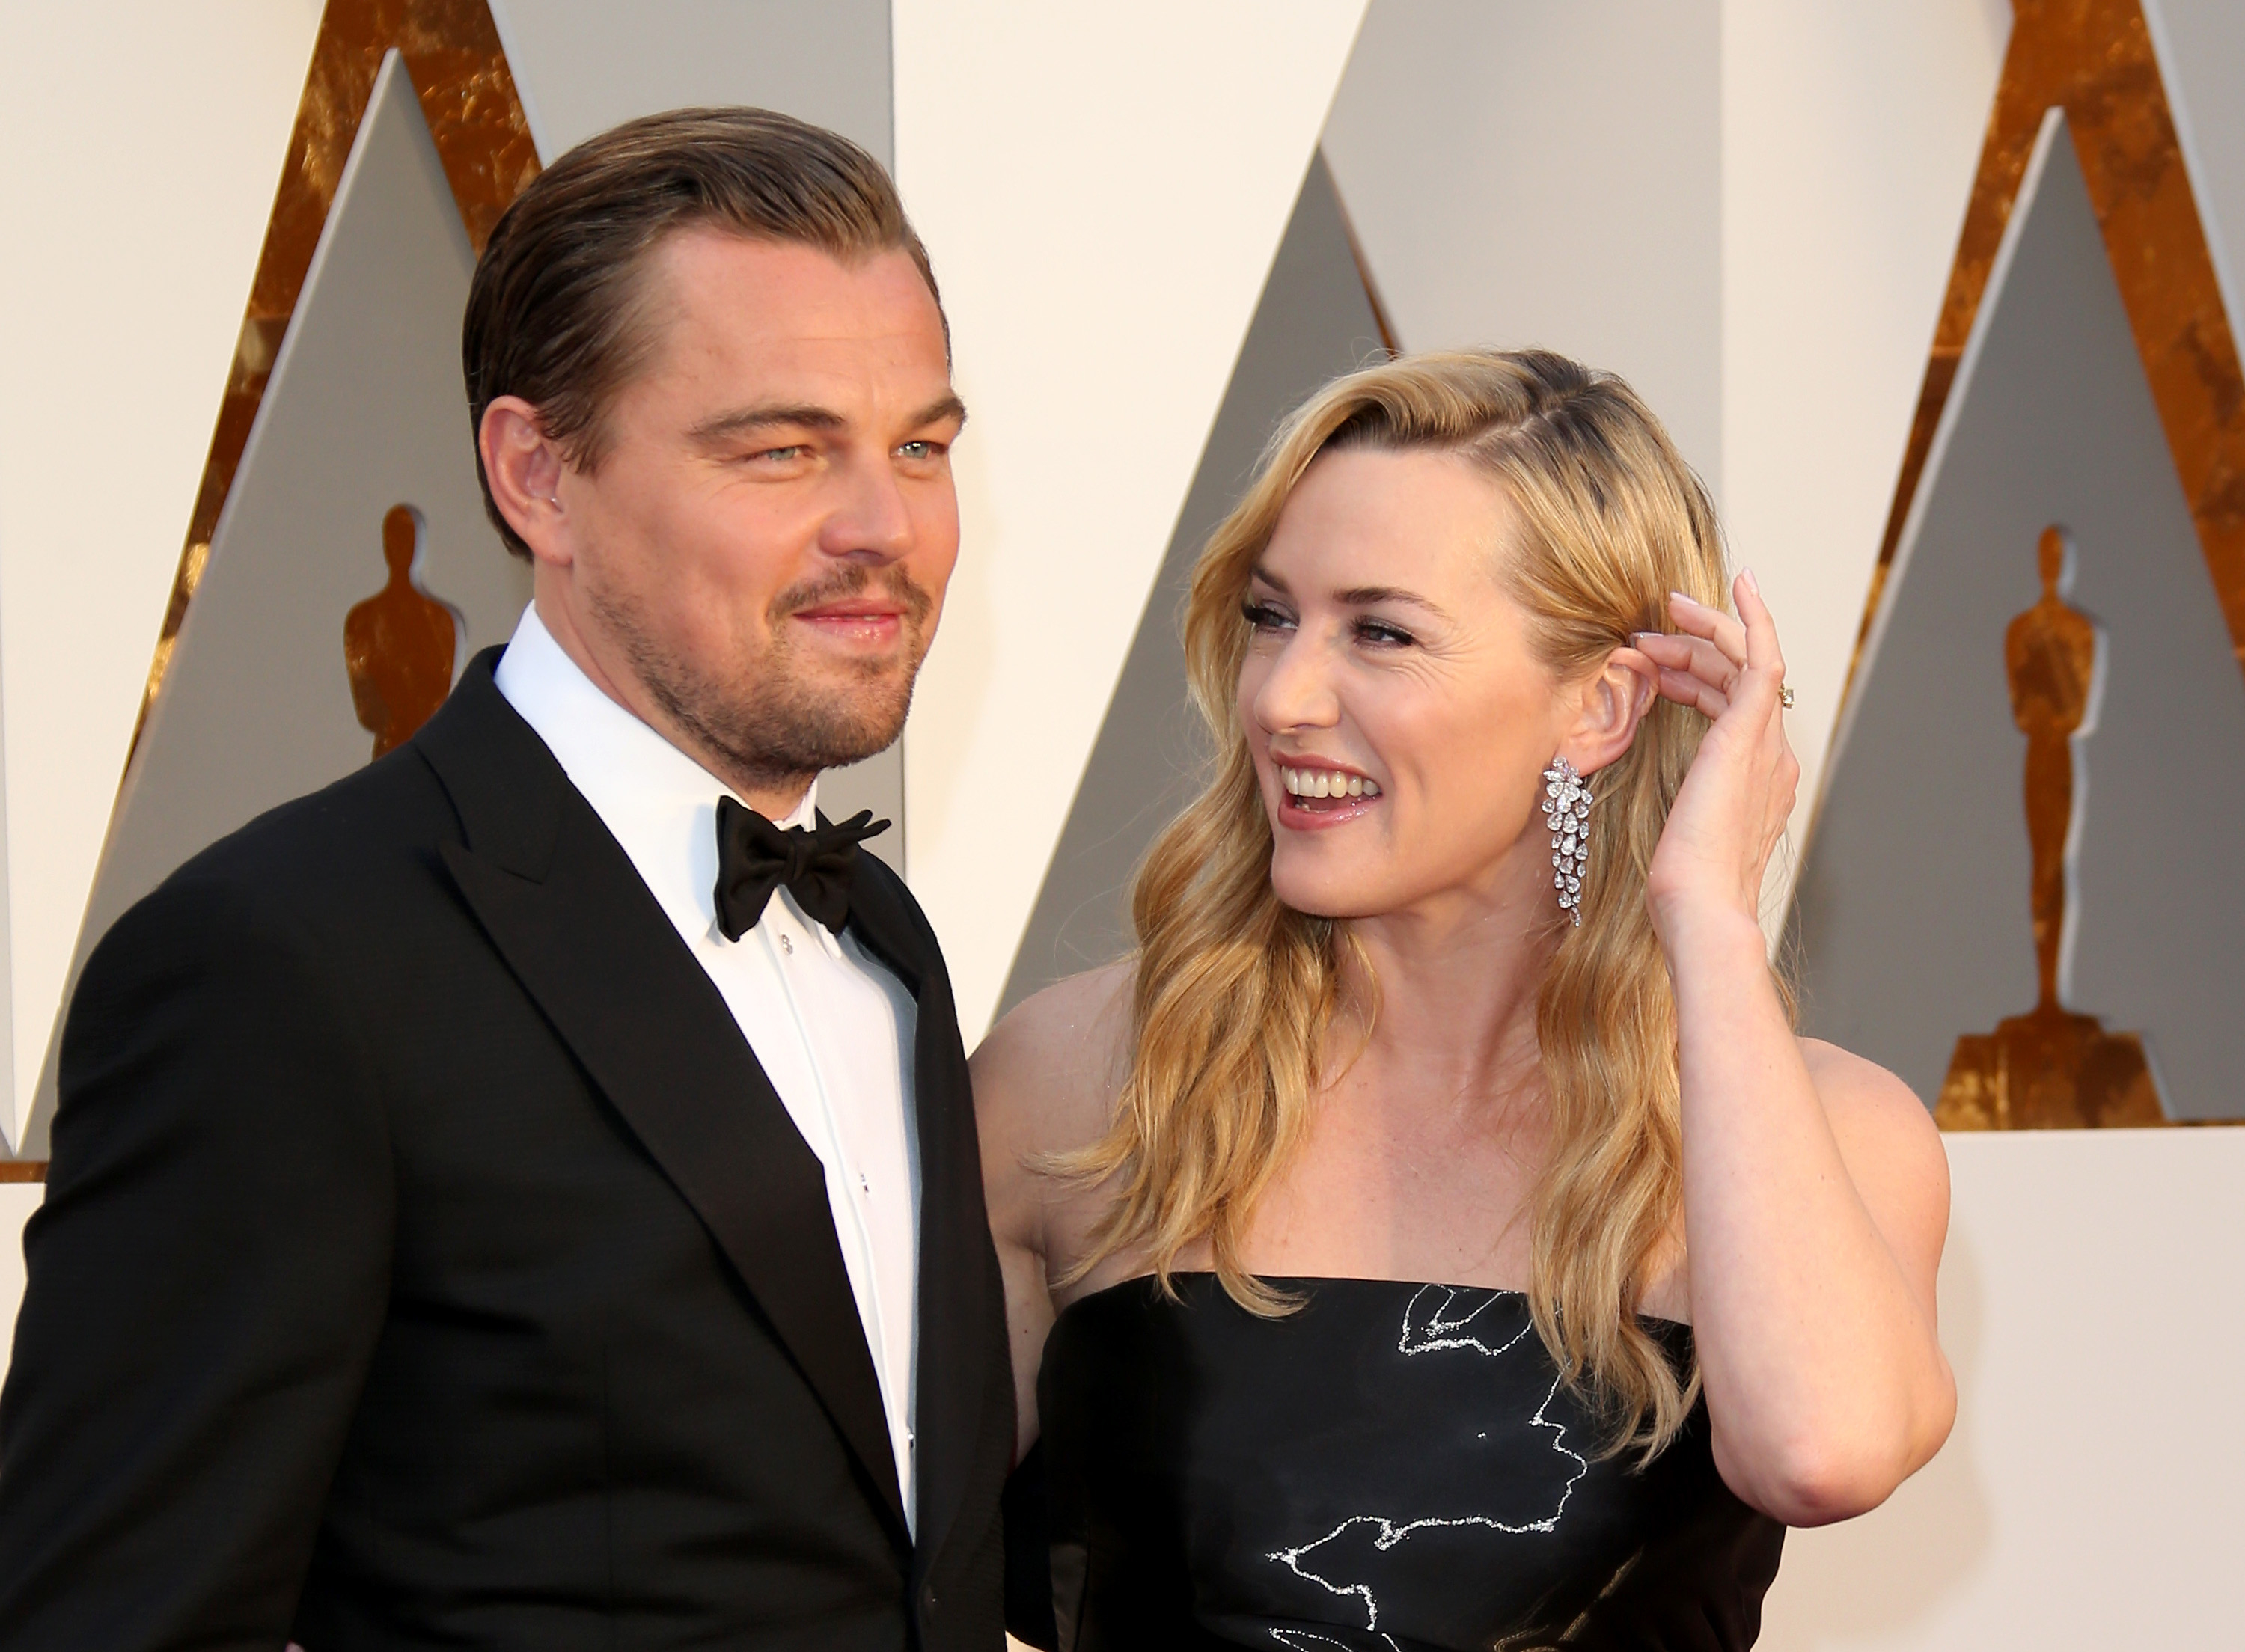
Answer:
[
  {"left": 1740, "top": 567, "right": 1761, "bottom": 596},
  {"left": 1669, "top": 590, "right": 1700, "bottom": 608}
]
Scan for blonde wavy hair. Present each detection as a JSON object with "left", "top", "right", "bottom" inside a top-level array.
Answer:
[{"left": 1058, "top": 348, "right": 1750, "bottom": 1454}]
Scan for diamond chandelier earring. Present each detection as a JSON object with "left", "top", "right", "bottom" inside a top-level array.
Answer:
[{"left": 1541, "top": 756, "right": 1594, "bottom": 925}]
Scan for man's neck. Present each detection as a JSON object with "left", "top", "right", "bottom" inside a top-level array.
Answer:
[{"left": 531, "top": 585, "right": 812, "bottom": 821}]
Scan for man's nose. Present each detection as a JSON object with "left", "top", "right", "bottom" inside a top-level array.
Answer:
[
  {"left": 820, "top": 451, "right": 915, "bottom": 562},
  {"left": 1251, "top": 634, "right": 1341, "bottom": 732}
]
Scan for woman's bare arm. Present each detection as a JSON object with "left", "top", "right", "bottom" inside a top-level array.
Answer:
[
  {"left": 1641, "top": 575, "right": 1955, "bottom": 1526},
  {"left": 969, "top": 961, "right": 1133, "bottom": 1460},
  {"left": 1670, "top": 921, "right": 1952, "bottom": 1524}
]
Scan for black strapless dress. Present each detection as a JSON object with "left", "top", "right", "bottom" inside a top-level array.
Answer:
[{"left": 1032, "top": 1274, "right": 1783, "bottom": 1651}]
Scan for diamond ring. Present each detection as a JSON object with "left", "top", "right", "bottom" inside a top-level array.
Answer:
[{"left": 1778, "top": 683, "right": 1795, "bottom": 709}]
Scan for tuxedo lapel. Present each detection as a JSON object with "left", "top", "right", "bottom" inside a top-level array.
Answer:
[
  {"left": 416, "top": 655, "right": 906, "bottom": 1535},
  {"left": 843, "top": 864, "right": 1002, "bottom": 1578}
]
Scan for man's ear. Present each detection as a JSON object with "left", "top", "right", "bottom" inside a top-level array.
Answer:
[
  {"left": 1563, "top": 644, "right": 1660, "bottom": 775},
  {"left": 479, "top": 396, "right": 572, "bottom": 568}
]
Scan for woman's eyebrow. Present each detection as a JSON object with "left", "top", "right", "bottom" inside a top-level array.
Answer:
[
  {"left": 1250, "top": 566, "right": 1453, "bottom": 620},
  {"left": 1335, "top": 584, "right": 1452, "bottom": 620}
]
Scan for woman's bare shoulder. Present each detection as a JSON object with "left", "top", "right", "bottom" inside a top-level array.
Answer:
[
  {"left": 1799, "top": 1038, "right": 1939, "bottom": 1143},
  {"left": 971, "top": 958, "right": 1136, "bottom": 1162},
  {"left": 1799, "top": 1036, "right": 1950, "bottom": 1263}
]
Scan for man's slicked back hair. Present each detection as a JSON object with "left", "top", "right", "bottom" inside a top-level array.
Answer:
[{"left": 462, "top": 105, "right": 943, "bottom": 557}]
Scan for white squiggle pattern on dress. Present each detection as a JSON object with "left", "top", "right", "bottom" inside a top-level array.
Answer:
[
  {"left": 1265, "top": 1287, "right": 1590, "bottom": 1634},
  {"left": 1267, "top": 1629, "right": 1400, "bottom": 1651},
  {"left": 1396, "top": 1283, "right": 1537, "bottom": 1360}
]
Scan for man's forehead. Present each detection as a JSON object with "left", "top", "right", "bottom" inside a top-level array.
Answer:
[
  {"left": 650, "top": 230, "right": 940, "bottom": 346},
  {"left": 623, "top": 230, "right": 948, "bottom": 412}
]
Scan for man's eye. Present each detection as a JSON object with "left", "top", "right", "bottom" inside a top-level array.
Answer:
[
  {"left": 1355, "top": 618, "right": 1417, "bottom": 647},
  {"left": 897, "top": 440, "right": 945, "bottom": 461},
  {"left": 747, "top": 444, "right": 810, "bottom": 464},
  {"left": 1241, "top": 599, "right": 1295, "bottom": 632}
]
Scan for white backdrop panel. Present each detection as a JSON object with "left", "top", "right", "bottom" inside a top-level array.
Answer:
[
  {"left": 891, "top": 0, "right": 1369, "bottom": 1038},
  {"left": 1723, "top": 0, "right": 2008, "bottom": 912},
  {"left": 1761, "top": 1127, "right": 2245, "bottom": 1651},
  {"left": 0, "top": 0, "right": 323, "bottom": 1145}
]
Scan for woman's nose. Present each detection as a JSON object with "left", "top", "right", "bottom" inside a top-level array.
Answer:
[{"left": 1251, "top": 634, "right": 1341, "bottom": 732}]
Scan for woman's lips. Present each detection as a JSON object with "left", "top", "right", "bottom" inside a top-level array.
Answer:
[
  {"left": 1273, "top": 762, "right": 1382, "bottom": 830},
  {"left": 1278, "top": 789, "right": 1381, "bottom": 830}
]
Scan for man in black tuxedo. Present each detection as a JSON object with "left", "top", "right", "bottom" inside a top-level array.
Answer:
[{"left": 0, "top": 108, "right": 1012, "bottom": 1649}]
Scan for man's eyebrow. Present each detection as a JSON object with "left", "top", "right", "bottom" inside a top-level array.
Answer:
[
  {"left": 687, "top": 403, "right": 846, "bottom": 444},
  {"left": 687, "top": 394, "right": 968, "bottom": 446},
  {"left": 910, "top": 392, "right": 968, "bottom": 432}
]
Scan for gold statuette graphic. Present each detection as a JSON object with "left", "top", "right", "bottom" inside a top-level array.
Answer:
[
  {"left": 1937, "top": 527, "right": 2164, "bottom": 1130},
  {"left": 345, "top": 504, "right": 459, "bottom": 759}
]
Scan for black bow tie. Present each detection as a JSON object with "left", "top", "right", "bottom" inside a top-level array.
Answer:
[{"left": 713, "top": 799, "right": 891, "bottom": 940}]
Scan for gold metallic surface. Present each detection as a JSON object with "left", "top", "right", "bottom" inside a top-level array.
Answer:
[
  {"left": 1937, "top": 1013, "right": 2163, "bottom": 1129},
  {"left": 1936, "top": 526, "right": 2166, "bottom": 1130},
  {"left": 0, "top": 1163, "right": 48, "bottom": 1184},
  {"left": 345, "top": 504, "right": 459, "bottom": 758},
  {"left": 1845, "top": 0, "right": 2245, "bottom": 710},
  {"left": 2011, "top": 527, "right": 2095, "bottom": 1009},
  {"left": 130, "top": 0, "right": 537, "bottom": 765}
]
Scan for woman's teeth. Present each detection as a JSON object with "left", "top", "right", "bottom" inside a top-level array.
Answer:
[{"left": 1279, "top": 766, "right": 1379, "bottom": 800}]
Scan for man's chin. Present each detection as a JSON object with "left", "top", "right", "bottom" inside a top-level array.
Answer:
[
  {"left": 789, "top": 673, "right": 915, "bottom": 768},
  {"left": 783, "top": 624, "right": 914, "bottom": 682}
]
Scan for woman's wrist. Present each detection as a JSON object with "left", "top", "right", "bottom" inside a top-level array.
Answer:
[{"left": 1647, "top": 890, "right": 1768, "bottom": 967}]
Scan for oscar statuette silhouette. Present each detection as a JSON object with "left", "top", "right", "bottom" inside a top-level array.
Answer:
[
  {"left": 344, "top": 504, "right": 459, "bottom": 759},
  {"left": 1937, "top": 527, "right": 2164, "bottom": 1128}
]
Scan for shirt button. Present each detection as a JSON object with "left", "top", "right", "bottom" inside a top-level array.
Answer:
[{"left": 778, "top": 932, "right": 794, "bottom": 956}]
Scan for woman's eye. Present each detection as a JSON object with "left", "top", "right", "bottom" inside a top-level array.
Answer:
[
  {"left": 1355, "top": 618, "right": 1417, "bottom": 648},
  {"left": 1241, "top": 599, "right": 1295, "bottom": 632}
]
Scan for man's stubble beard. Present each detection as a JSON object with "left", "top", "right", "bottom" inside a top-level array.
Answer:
[{"left": 592, "top": 563, "right": 935, "bottom": 796}]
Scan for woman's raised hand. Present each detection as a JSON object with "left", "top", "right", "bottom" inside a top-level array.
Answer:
[{"left": 1634, "top": 571, "right": 1800, "bottom": 937}]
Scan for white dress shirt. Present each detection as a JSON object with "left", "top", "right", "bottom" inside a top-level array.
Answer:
[{"left": 495, "top": 605, "right": 922, "bottom": 1526}]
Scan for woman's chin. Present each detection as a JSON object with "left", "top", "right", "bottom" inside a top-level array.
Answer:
[{"left": 1268, "top": 863, "right": 1392, "bottom": 923}]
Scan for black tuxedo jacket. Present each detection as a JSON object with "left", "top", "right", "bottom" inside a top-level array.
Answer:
[{"left": 0, "top": 652, "right": 1013, "bottom": 1650}]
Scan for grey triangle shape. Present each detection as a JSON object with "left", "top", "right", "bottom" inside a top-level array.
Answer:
[
  {"left": 994, "top": 151, "right": 1387, "bottom": 1019},
  {"left": 1792, "top": 108, "right": 2245, "bottom": 1119},
  {"left": 19, "top": 52, "right": 530, "bottom": 1155},
  {"left": 496, "top": 0, "right": 894, "bottom": 167}
]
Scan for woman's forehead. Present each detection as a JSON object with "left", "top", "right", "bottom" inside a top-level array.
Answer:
[{"left": 1261, "top": 447, "right": 1515, "bottom": 595}]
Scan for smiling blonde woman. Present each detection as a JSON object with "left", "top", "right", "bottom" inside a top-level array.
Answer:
[{"left": 978, "top": 349, "right": 1953, "bottom": 1651}]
